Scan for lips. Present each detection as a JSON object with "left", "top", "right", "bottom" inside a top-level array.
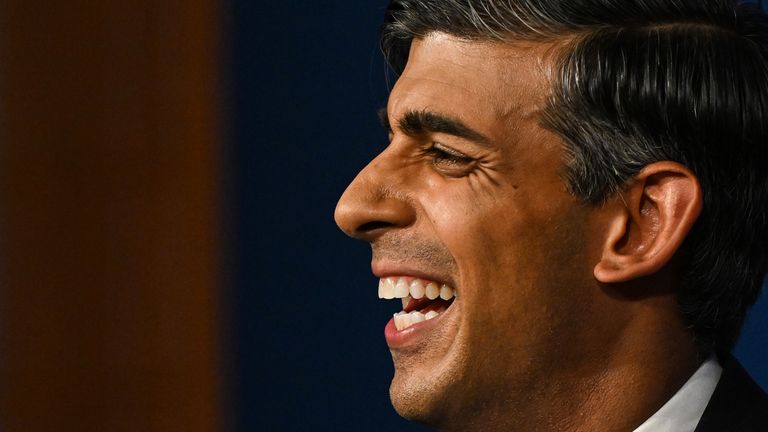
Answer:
[{"left": 378, "top": 276, "right": 457, "bottom": 331}]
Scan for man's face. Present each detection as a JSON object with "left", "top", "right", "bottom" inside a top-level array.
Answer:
[{"left": 335, "top": 34, "right": 612, "bottom": 429}]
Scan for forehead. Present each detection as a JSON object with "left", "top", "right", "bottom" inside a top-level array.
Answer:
[{"left": 388, "top": 33, "right": 554, "bottom": 134}]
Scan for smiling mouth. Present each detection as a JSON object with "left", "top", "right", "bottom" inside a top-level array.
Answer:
[{"left": 378, "top": 276, "right": 457, "bottom": 331}]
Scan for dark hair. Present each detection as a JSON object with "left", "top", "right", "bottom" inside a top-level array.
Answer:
[{"left": 381, "top": 0, "right": 768, "bottom": 357}]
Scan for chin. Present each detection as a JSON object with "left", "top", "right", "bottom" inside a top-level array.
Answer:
[
  {"left": 390, "top": 379, "right": 438, "bottom": 425},
  {"left": 389, "top": 365, "right": 457, "bottom": 427}
]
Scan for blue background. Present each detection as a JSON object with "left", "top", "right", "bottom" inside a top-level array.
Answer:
[{"left": 228, "top": 2, "right": 768, "bottom": 430}]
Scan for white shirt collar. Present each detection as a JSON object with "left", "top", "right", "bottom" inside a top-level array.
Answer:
[{"left": 633, "top": 355, "right": 722, "bottom": 432}]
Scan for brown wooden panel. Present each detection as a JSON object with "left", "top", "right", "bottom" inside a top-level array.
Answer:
[{"left": 0, "top": 1, "right": 224, "bottom": 431}]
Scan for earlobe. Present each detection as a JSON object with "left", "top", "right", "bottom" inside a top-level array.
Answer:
[{"left": 594, "top": 162, "right": 702, "bottom": 284}]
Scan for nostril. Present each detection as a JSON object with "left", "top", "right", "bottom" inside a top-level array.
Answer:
[
  {"left": 335, "top": 181, "right": 417, "bottom": 239},
  {"left": 357, "top": 221, "right": 393, "bottom": 234}
]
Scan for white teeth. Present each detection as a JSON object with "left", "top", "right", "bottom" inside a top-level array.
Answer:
[
  {"left": 380, "top": 278, "right": 395, "bottom": 299},
  {"left": 425, "top": 282, "right": 440, "bottom": 300},
  {"left": 378, "top": 277, "right": 453, "bottom": 301},
  {"left": 379, "top": 277, "right": 456, "bottom": 328},
  {"left": 394, "top": 312, "right": 410, "bottom": 331},
  {"left": 439, "top": 285, "right": 454, "bottom": 300},
  {"left": 409, "top": 279, "right": 426, "bottom": 299},
  {"left": 394, "top": 310, "right": 441, "bottom": 330},
  {"left": 394, "top": 278, "right": 410, "bottom": 298}
]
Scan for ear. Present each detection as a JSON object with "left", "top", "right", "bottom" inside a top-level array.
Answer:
[{"left": 594, "top": 161, "right": 703, "bottom": 283}]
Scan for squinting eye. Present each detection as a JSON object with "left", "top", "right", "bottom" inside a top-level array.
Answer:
[{"left": 424, "top": 143, "right": 474, "bottom": 166}]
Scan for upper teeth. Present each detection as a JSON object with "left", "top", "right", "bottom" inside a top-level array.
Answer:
[{"left": 378, "top": 277, "right": 456, "bottom": 301}]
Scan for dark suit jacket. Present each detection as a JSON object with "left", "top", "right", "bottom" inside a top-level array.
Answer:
[{"left": 694, "top": 355, "right": 768, "bottom": 431}]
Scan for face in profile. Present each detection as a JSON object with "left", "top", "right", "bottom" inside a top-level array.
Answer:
[{"left": 335, "top": 33, "right": 613, "bottom": 429}]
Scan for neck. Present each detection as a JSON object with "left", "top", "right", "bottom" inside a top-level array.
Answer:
[
  {"left": 570, "top": 322, "right": 699, "bottom": 431},
  {"left": 547, "top": 298, "right": 699, "bottom": 432}
]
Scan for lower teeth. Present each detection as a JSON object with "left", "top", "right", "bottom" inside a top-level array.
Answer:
[{"left": 393, "top": 310, "right": 441, "bottom": 331}]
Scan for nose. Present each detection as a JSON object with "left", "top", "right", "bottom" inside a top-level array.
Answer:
[{"left": 334, "top": 156, "right": 416, "bottom": 242}]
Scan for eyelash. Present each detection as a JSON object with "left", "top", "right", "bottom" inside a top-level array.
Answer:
[
  {"left": 385, "top": 131, "right": 475, "bottom": 169},
  {"left": 424, "top": 144, "right": 474, "bottom": 166}
]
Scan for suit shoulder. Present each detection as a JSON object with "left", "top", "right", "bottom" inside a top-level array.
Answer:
[{"left": 695, "top": 355, "right": 768, "bottom": 432}]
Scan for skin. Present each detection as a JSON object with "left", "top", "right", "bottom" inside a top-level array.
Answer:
[{"left": 335, "top": 33, "right": 703, "bottom": 431}]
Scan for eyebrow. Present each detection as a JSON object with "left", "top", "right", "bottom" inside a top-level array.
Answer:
[{"left": 378, "top": 108, "right": 491, "bottom": 146}]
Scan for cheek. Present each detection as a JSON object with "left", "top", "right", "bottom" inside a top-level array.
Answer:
[
  {"left": 424, "top": 184, "right": 543, "bottom": 275},
  {"left": 429, "top": 184, "right": 592, "bottom": 328},
  {"left": 421, "top": 174, "right": 516, "bottom": 240}
]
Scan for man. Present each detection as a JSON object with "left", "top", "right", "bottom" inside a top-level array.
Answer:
[{"left": 335, "top": 0, "right": 768, "bottom": 431}]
